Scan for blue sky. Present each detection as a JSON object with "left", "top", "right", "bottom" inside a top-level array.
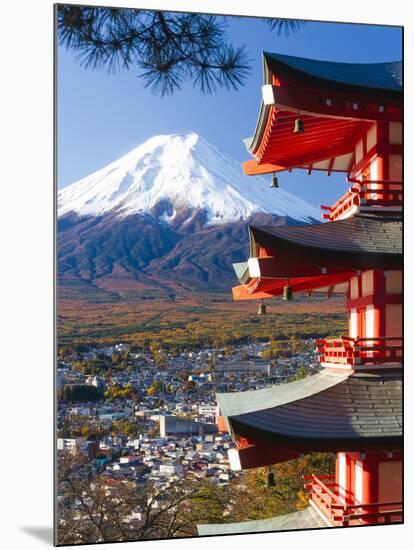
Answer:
[{"left": 57, "top": 14, "right": 402, "bottom": 207}]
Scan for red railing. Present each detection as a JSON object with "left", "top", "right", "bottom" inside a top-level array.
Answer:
[
  {"left": 320, "top": 180, "right": 402, "bottom": 221},
  {"left": 315, "top": 336, "right": 403, "bottom": 367},
  {"left": 303, "top": 475, "right": 402, "bottom": 526}
]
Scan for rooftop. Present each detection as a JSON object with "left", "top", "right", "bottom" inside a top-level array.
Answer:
[
  {"left": 250, "top": 215, "right": 402, "bottom": 256},
  {"left": 264, "top": 53, "right": 402, "bottom": 93},
  {"left": 197, "top": 505, "right": 328, "bottom": 536},
  {"left": 219, "top": 372, "right": 402, "bottom": 446}
]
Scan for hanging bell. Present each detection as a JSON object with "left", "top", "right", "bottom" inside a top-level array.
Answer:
[
  {"left": 265, "top": 469, "right": 276, "bottom": 488},
  {"left": 283, "top": 284, "right": 293, "bottom": 301},
  {"left": 257, "top": 301, "right": 267, "bottom": 315},
  {"left": 270, "top": 173, "right": 279, "bottom": 188},
  {"left": 294, "top": 117, "right": 304, "bottom": 134}
]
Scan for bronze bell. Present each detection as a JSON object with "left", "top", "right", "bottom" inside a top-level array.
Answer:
[
  {"left": 270, "top": 173, "right": 279, "bottom": 188},
  {"left": 283, "top": 284, "right": 293, "bottom": 301},
  {"left": 294, "top": 117, "right": 304, "bottom": 134},
  {"left": 265, "top": 469, "right": 276, "bottom": 488},
  {"left": 258, "top": 301, "right": 267, "bottom": 315}
]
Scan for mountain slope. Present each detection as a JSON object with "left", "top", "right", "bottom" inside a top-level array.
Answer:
[
  {"left": 58, "top": 133, "right": 320, "bottom": 224},
  {"left": 58, "top": 134, "right": 321, "bottom": 297}
]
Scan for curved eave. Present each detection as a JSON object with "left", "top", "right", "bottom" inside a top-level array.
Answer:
[
  {"left": 222, "top": 373, "right": 402, "bottom": 445},
  {"left": 217, "top": 370, "right": 348, "bottom": 417},
  {"left": 244, "top": 101, "right": 269, "bottom": 157},
  {"left": 243, "top": 53, "right": 276, "bottom": 156},
  {"left": 244, "top": 53, "right": 402, "bottom": 171},
  {"left": 230, "top": 419, "right": 402, "bottom": 447},
  {"left": 263, "top": 53, "right": 402, "bottom": 94},
  {"left": 230, "top": 218, "right": 402, "bottom": 298},
  {"left": 249, "top": 217, "right": 402, "bottom": 258},
  {"left": 232, "top": 273, "right": 352, "bottom": 301},
  {"left": 244, "top": 108, "right": 369, "bottom": 174}
]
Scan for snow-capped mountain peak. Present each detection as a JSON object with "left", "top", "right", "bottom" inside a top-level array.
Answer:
[{"left": 58, "top": 133, "right": 320, "bottom": 223}]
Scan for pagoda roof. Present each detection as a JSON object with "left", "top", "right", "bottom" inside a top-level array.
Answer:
[
  {"left": 243, "top": 53, "right": 402, "bottom": 175},
  {"left": 197, "top": 505, "right": 328, "bottom": 536},
  {"left": 250, "top": 215, "right": 402, "bottom": 257},
  {"left": 264, "top": 53, "right": 402, "bottom": 93},
  {"left": 231, "top": 216, "right": 402, "bottom": 299},
  {"left": 218, "top": 370, "right": 346, "bottom": 418},
  {"left": 218, "top": 372, "right": 402, "bottom": 446}
]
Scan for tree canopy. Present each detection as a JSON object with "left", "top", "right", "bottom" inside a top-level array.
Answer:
[{"left": 57, "top": 6, "right": 304, "bottom": 95}]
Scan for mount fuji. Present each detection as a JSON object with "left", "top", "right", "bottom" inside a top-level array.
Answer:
[{"left": 58, "top": 133, "right": 321, "bottom": 297}]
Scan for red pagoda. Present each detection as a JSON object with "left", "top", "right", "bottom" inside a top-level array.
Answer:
[{"left": 199, "top": 53, "right": 402, "bottom": 535}]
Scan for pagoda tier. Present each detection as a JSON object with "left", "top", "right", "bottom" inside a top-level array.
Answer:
[
  {"left": 243, "top": 53, "right": 402, "bottom": 222},
  {"left": 243, "top": 53, "right": 401, "bottom": 176},
  {"left": 232, "top": 215, "right": 402, "bottom": 300},
  {"left": 216, "top": 371, "right": 401, "bottom": 470},
  {"left": 213, "top": 370, "right": 403, "bottom": 528}
]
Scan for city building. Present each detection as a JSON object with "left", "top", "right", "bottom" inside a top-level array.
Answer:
[
  {"left": 159, "top": 415, "right": 217, "bottom": 438},
  {"left": 85, "top": 375, "right": 106, "bottom": 390}
]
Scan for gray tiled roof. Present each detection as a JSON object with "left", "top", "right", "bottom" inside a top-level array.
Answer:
[
  {"left": 251, "top": 216, "right": 402, "bottom": 256},
  {"left": 217, "top": 370, "right": 348, "bottom": 417},
  {"left": 264, "top": 53, "right": 402, "bottom": 92},
  {"left": 227, "top": 373, "right": 401, "bottom": 441},
  {"left": 197, "top": 506, "right": 328, "bottom": 536}
]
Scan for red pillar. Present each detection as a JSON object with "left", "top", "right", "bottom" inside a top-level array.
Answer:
[
  {"left": 360, "top": 453, "right": 379, "bottom": 524},
  {"left": 372, "top": 271, "right": 387, "bottom": 361},
  {"left": 374, "top": 122, "right": 389, "bottom": 201}
]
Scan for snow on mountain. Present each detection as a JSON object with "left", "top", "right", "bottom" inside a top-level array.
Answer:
[{"left": 58, "top": 133, "right": 321, "bottom": 223}]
